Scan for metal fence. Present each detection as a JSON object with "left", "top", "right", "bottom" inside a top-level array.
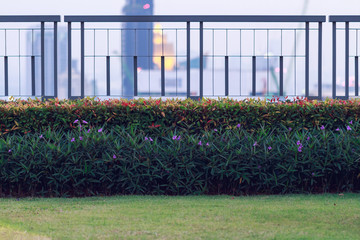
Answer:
[
  {"left": 1, "top": 15, "right": 359, "bottom": 100},
  {"left": 330, "top": 16, "right": 360, "bottom": 100},
  {"left": 0, "top": 15, "right": 60, "bottom": 99}
]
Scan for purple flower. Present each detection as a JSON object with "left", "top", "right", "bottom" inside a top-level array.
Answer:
[
  {"left": 236, "top": 124, "right": 241, "bottom": 128},
  {"left": 87, "top": 129, "right": 91, "bottom": 133},
  {"left": 268, "top": 146, "right": 272, "bottom": 150},
  {"left": 177, "top": 136, "right": 181, "bottom": 140},
  {"left": 214, "top": 129, "right": 218, "bottom": 132},
  {"left": 257, "top": 165, "right": 261, "bottom": 169},
  {"left": 172, "top": 135, "right": 177, "bottom": 140},
  {"left": 79, "top": 125, "right": 82, "bottom": 130},
  {"left": 149, "top": 137, "right": 153, "bottom": 142},
  {"left": 79, "top": 136, "right": 83, "bottom": 141},
  {"left": 206, "top": 142, "right": 209, "bottom": 146},
  {"left": 298, "top": 147, "right": 302, "bottom": 152},
  {"left": 347, "top": 126, "right": 352, "bottom": 131},
  {"left": 73, "top": 119, "right": 79, "bottom": 124},
  {"left": 253, "top": 141, "right": 258, "bottom": 147},
  {"left": 198, "top": 141, "right": 202, "bottom": 146},
  {"left": 113, "top": 154, "right": 117, "bottom": 159},
  {"left": 288, "top": 127, "right": 292, "bottom": 131},
  {"left": 297, "top": 140, "right": 301, "bottom": 146},
  {"left": 349, "top": 120, "right": 353, "bottom": 125},
  {"left": 320, "top": 125, "right": 325, "bottom": 130},
  {"left": 71, "top": 138, "right": 75, "bottom": 142},
  {"left": 98, "top": 128, "right": 102, "bottom": 133},
  {"left": 82, "top": 120, "right": 88, "bottom": 124},
  {"left": 312, "top": 172, "right": 315, "bottom": 176},
  {"left": 145, "top": 137, "right": 149, "bottom": 141},
  {"left": 39, "top": 134, "right": 43, "bottom": 139},
  {"left": 307, "top": 136, "right": 310, "bottom": 141},
  {"left": 335, "top": 128, "right": 340, "bottom": 131},
  {"left": 8, "top": 149, "right": 11, "bottom": 153}
]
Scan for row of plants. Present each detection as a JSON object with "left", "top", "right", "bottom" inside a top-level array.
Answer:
[
  {"left": 0, "top": 120, "right": 359, "bottom": 197},
  {"left": 1, "top": 97, "right": 360, "bottom": 136}
]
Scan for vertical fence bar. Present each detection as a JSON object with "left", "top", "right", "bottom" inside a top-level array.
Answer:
[
  {"left": 161, "top": 56, "right": 165, "bottom": 96},
  {"left": 106, "top": 56, "right": 110, "bottom": 96},
  {"left": 225, "top": 56, "right": 229, "bottom": 96},
  {"left": 133, "top": 56, "right": 138, "bottom": 96},
  {"left": 31, "top": 56, "right": 35, "bottom": 96},
  {"left": 80, "top": 22, "right": 85, "bottom": 98},
  {"left": 345, "top": 22, "right": 350, "bottom": 99},
  {"left": 199, "top": 21, "right": 203, "bottom": 99},
  {"left": 332, "top": 22, "right": 336, "bottom": 99},
  {"left": 187, "top": 21, "right": 190, "bottom": 98},
  {"left": 280, "top": 56, "right": 284, "bottom": 96},
  {"left": 252, "top": 56, "right": 256, "bottom": 96},
  {"left": 68, "top": 22, "right": 72, "bottom": 99},
  {"left": 305, "top": 22, "right": 310, "bottom": 98},
  {"left": 355, "top": 56, "right": 359, "bottom": 96},
  {"left": 318, "top": 22, "right": 322, "bottom": 99},
  {"left": 54, "top": 22, "right": 58, "bottom": 98},
  {"left": 41, "top": 22, "right": 45, "bottom": 98},
  {"left": 4, "top": 56, "right": 8, "bottom": 97}
]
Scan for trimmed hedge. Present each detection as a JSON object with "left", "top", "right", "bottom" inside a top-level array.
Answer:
[
  {"left": 0, "top": 123, "right": 359, "bottom": 197},
  {"left": 1, "top": 97, "right": 360, "bottom": 137}
]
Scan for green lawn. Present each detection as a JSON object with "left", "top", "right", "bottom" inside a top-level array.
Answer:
[{"left": 0, "top": 194, "right": 359, "bottom": 240}]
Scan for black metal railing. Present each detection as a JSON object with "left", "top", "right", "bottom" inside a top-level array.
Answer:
[
  {"left": 5, "top": 15, "right": 360, "bottom": 100},
  {"left": 329, "top": 15, "right": 360, "bottom": 100},
  {"left": 0, "top": 15, "right": 60, "bottom": 98},
  {"left": 64, "top": 15, "right": 326, "bottom": 100}
]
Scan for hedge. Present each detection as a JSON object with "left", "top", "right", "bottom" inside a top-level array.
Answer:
[
  {"left": 0, "top": 123, "right": 359, "bottom": 197},
  {"left": 1, "top": 97, "right": 360, "bottom": 137}
]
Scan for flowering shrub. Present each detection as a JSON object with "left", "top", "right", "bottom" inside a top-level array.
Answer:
[
  {"left": 0, "top": 123, "right": 359, "bottom": 197},
  {"left": 1, "top": 97, "right": 360, "bottom": 137}
]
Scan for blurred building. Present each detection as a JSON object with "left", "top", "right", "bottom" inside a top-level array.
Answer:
[{"left": 122, "top": 0, "right": 154, "bottom": 99}]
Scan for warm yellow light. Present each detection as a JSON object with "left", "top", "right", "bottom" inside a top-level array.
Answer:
[{"left": 153, "top": 57, "right": 175, "bottom": 71}]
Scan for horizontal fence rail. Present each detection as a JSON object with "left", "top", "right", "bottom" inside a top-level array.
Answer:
[
  {"left": 0, "top": 15, "right": 60, "bottom": 99},
  {"left": 2, "top": 15, "right": 360, "bottom": 100}
]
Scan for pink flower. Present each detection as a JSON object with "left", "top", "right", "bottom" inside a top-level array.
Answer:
[
  {"left": 8, "top": 149, "right": 11, "bottom": 153},
  {"left": 113, "top": 154, "right": 116, "bottom": 159},
  {"left": 268, "top": 146, "right": 272, "bottom": 150},
  {"left": 149, "top": 137, "right": 153, "bottom": 142},
  {"left": 87, "top": 129, "right": 91, "bottom": 133},
  {"left": 145, "top": 137, "right": 149, "bottom": 141},
  {"left": 253, "top": 141, "right": 258, "bottom": 147},
  {"left": 320, "top": 125, "right": 325, "bottom": 130},
  {"left": 198, "top": 141, "right": 202, "bottom": 146},
  {"left": 39, "top": 135, "right": 43, "bottom": 139},
  {"left": 349, "top": 120, "right": 353, "bottom": 125},
  {"left": 172, "top": 135, "right": 177, "bottom": 140},
  {"left": 71, "top": 138, "right": 75, "bottom": 142},
  {"left": 214, "top": 129, "right": 218, "bottom": 132},
  {"left": 82, "top": 120, "right": 88, "bottom": 124},
  {"left": 206, "top": 142, "right": 209, "bottom": 146},
  {"left": 347, "top": 126, "right": 352, "bottom": 131},
  {"left": 79, "top": 136, "right": 83, "bottom": 141},
  {"left": 98, "top": 128, "right": 102, "bottom": 133},
  {"left": 336, "top": 128, "right": 340, "bottom": 131},
  {"left": 73, "top": 119, "right": 79, "bottom": 124}
]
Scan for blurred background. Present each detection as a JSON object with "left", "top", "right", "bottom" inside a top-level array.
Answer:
[{"left": 0, "top": 0, "right": 359, "bottom": 99}]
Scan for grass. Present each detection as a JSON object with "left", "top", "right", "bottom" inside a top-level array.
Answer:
[{"left": 0, "top": 194, "right": 359, "bottom": 240}]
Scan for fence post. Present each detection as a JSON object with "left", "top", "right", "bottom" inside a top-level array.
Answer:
[
  {"left": 68, "top": 22, "right": 72, "bottom": 99},
  {"left": 318, "top": 22, "right": 322, "bottom": 99}
]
